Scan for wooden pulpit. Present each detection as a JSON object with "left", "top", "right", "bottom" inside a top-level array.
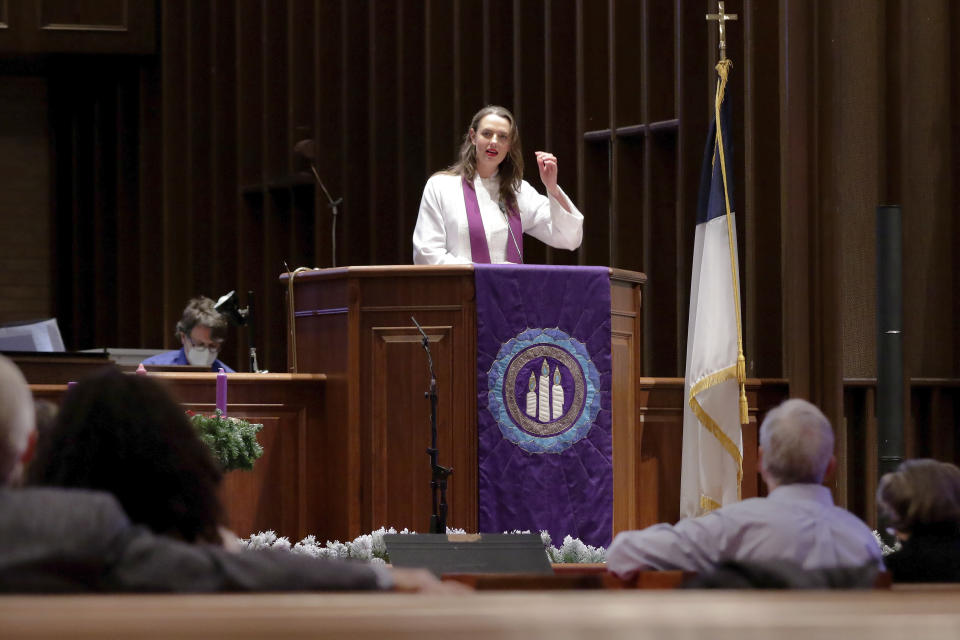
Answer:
[{"left": 282, "top": 265, "right": 646, "bottom": 542}]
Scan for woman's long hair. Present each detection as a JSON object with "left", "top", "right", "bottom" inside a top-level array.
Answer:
[
  {"left": 445, "top": 105, "right": 524, "bottom": 209},
  {"left": 28, "top": 369, "right": 226, "bottom": 544}
]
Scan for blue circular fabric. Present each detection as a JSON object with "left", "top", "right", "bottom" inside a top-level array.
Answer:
[{"left": 486, "top": 327, "right": 602, "bottom": 454}]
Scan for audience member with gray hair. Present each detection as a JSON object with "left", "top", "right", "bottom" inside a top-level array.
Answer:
[
  {"left": 878, "top": 458, "right": 960, "bottom": 582},
  {"left": 0, "top": 354, "right": 451, "bottom": 593},
  {"left": 0, "top": 356, "right": 36, "bottom": 487},
  {"left": 606, "top": 398, "right": 882, "bottom": 578}
]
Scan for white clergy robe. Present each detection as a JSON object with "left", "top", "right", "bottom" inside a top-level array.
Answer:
[{"left": 412, "top": 172, "right": 584, "bottom": 264}]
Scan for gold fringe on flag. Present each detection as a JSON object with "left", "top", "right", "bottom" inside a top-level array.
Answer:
[{"left": 713, "top": 58, "right": 749, "bottom": 427}]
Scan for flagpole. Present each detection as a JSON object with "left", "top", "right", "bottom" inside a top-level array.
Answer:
[{"left": 706, "top": 2, "right": 748, "bottom": 426}]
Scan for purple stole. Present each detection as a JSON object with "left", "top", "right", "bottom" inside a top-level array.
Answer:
[{"left": 461, "top": 177, "right": 523, "bottom": 264}]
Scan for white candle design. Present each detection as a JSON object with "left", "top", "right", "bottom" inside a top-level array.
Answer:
[
  {"left": 551, "top": 367, "right": 564, "bottom": 420},
  {"left": 538, "top": 359, "right": 550, "bottom": 422},
  {"left": 526, "top": 372, "right": 537, "bottom": 417}
]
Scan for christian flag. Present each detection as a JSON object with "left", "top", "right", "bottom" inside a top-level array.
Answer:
[{"left": 679, "top": 59, "right": 748, "bottom": 518}]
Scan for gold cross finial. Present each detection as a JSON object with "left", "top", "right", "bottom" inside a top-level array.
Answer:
[{"left": 706, "top": 1, "right": 738, "bottom": 61}]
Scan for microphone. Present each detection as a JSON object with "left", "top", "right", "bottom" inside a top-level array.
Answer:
[
  {"left": 294, "top": 139, "right": 343, "bottom": 267},
  {"left": 498, "top": 200, "right": 523, "bottom": 264}
]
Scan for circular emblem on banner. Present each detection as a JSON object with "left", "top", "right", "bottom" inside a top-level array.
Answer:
[{"left": 486, "top": 328, "right": 602, "bottom": 454}]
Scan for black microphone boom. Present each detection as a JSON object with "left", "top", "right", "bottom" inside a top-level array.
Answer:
[{"left": 294, "top": 139, "right": 343, "bottom": 268}]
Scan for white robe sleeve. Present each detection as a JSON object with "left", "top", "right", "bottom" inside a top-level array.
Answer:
[
  {"left": 515, "top": 180, "right": 584, "bottom": 251},
  {"left": 412, "top": 175, "right": 471, "bottom": 265}
]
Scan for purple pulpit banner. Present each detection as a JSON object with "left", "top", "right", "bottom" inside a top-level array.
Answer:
[{"left": 476, "top": 264, "right": 612, "bottom": 547}]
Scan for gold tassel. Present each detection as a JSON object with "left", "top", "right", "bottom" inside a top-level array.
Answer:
[
  {"left": 739, "top": 385, "right": 749, "bottom": 425},
  {"left": 737, "top": 355, "right": 748, "bottom": 424}
]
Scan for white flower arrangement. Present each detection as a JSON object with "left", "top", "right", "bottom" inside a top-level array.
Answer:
[
  {"left": 872, "top": 530, "right": 902, "bottom": 556},
  {"left": 239, "top": 527, "right": 606, "bottom": 564}
]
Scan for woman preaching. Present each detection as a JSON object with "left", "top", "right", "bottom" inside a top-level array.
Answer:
[{"left": 412, "top": 105, "right": 583, "bottom": 264}]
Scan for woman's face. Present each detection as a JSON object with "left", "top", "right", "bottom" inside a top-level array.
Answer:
[{"left": 470, "top": 114, "right": 512, "bottom": 177}]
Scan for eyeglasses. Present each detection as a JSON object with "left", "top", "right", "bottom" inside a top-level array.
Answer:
[{"left": 183, "top": 334, "right": 223, "bottom": 354}]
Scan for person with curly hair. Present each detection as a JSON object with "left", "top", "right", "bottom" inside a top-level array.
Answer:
[
  {"left": 142, "top": 296, "right": 235, "bottom": 371},
  {"left": 28, "top": 369, "right": 231, "bottom": 546},
  {"left": 878, "top": 458, "right": 960, "bottom": 582},
  {"left": 413, "top": 105, "right": 583, "bottom": 264}
]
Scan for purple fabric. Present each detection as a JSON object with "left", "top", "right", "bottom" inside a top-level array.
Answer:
[
  {"left": 461, "top": 177, "right": 524, "bottom": 264},
  {"left": 476, "top": 264, "right": 612, "bottom": 548},
  {"left": 462, "top": 177, "right": 491, "bottom": 263}
]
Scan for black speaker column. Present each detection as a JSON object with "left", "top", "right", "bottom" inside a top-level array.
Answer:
[{"left": 876, "top": 205, "right": 905, "bottom": 482}]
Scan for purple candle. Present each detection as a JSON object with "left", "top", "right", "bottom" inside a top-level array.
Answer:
[{"left": 216, "top": 368, "right": 227, "bottom": 416}]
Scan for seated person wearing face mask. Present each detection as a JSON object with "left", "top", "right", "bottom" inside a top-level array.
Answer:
[{"left": 142, "top": 297, "right": 235, "bottom": 372}]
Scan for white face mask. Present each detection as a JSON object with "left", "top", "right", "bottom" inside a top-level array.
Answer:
[{"left": 185, "top": 346, "right": 217, "bottom": 368}]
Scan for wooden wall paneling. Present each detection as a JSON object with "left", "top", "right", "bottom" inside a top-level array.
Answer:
[
  {"left": 673, "top": 0, "right": 709, "bottom": 380},
  {"left": 613, "top": 0, "right": 641, "bottom": 127},
  {"left": 811, "top": 1, "right": 846, "bottom": 501},
  {"left": 581, "top": 139, "right": 611, "bottom": 266},
  {"left": 645, "top": 0, "right": 674, "bottom": 123},
  {"left": 313, "top": 0, "right": 341, "bottom": 269},
  {"left": 515, "top": 0, "right": 548, "bottom": 266},
  {"left": 235, "top": 1, "right": 266, "bottom": 370},
  {"left": 611, "top": 0, "right": 641, "bottom": 273},
  {"left": 580, "top": 0, "right": 610, "bottom": 266},
  {"left": 0, "top": 77, "right": 51, "bottom": 326},
  {"left": 189, "top": 1, "right": 214, "bottom": 301},
  {"left": 114, "top": 69, "right": 140, "bottom": 347},
  {"left": 826, "top": 0, "right": 882, "bottom": 382},
  {"left": 842, "top": 381, "right": 877, "bottom": 525},
  {"left": 137, "top": 59, "right": 164, "bottom": 347},
  {"left": 0, "top": 1, "right": 12, "bottom": 49},
  {"left": 398, "top": 0, "right": 426, "bottom": 266},
  {"left": 369, "top": 1, "right": 399, "bottom": 265},
  {"left": 28, "top": 0, "right": 155, "bottom": 54},
  {"left": 725, "top": 0, "right": 746, "bottom": 310},
  {"left": 260, "top": 1, "right": 291, "bottom": 372},
  {"left": 545, "top": 0, "right": 579, "bottom": 267},
  {"left": 457, "top": 0, "right": 484, "bottom": 133},
  {"left": 94, "top": 77, "right": 120, "bottom": 350},
  {"left": 901, "top": 0, "right": 954, "bottom": 378},
  {"left": 614, "top": 134, "right": 643, "bottom": 274},
  {"left": 211, "top": 1, "right": 243, "bottom": 366},
  {"left": 954, "top": 1, "right": 960, "bottom": 374},
  {"left": 48, "top": 73, "right": 74, "bottom": 347},
  {"left": 340, "top": 0, "right": 369, "bottom": 267},
  {"left": 645, "top": 129, "right": 678, "bottom": 376},
  {"left": 424, "top": 1, "right": 456, "bottom": 181},
  {"left": 297, "top": 3, "right": 316, "bottom": 265},
  {"left": 636, "top": 378, "right": 683, "bottom": 526},
  {"left": 742, "top": 0, "right": 781, "bottom": 378},
  {"left": 161, "top": 1, "right": 191, "bottom": 349},
  {"left": 486, "top": 0, "right": 515, "bottom": 109},
  {"left": 778, "top": 0, "right": 815, "bottom": 400},
  {"left": 910, "top": 381, "right": 960, "bottom": 463}
]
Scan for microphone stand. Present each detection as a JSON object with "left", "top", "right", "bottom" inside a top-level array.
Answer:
[
  {"left": 411, "top": 316, "right": 452, "bottom": 534},
  {"left": 307, "top": 163, "right": 343, "bottom": 268}
]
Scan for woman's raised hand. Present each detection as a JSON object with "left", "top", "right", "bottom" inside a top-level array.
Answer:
[{"left": 535, "top": 151, "right": 559, "bottom": 193}]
